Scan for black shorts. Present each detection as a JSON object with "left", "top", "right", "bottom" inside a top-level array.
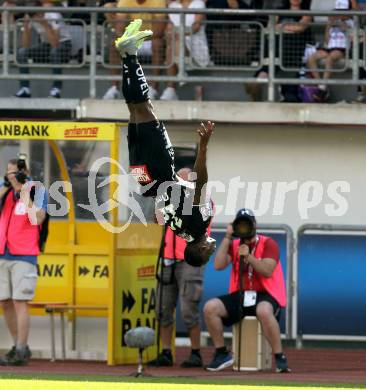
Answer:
[
  {"left": 218, "top": 291, "right": 281, "bottom": 327},
  {"left": 128, "top": 121, "right": 176, "bottom": 196}
]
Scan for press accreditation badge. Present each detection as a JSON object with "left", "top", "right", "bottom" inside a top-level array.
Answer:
[
  {"left": 244, "top": 291, "right": 257, "bottom": 307},
  {"left": 14, "top": 201, "right": 27, "bottom": 215}
]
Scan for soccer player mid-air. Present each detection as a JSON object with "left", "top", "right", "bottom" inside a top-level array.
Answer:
[{"left": 115, "top": 19, "right": 216, "bottom": 267}]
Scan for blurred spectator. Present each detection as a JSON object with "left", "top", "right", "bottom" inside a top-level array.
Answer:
[
  {"left": 278, "top": 0, "right": 313, "bottom": 68},
  {"left": 352, "top": 0, "right": 359, "bottom": 7},
  {"left": 311, "top": 0, "right": 356, "bottom": 23},
  {"left": 206, "top": 0, "right": 261, "bottom": 22},
  {"left": 15, "top": 0, "right": 72, "bottom": 98},
  {"left": 307, "top": 1, "right": 353, "bottom": 101},
  {"left": 1, "top": 1, "right": 31, "bottom": 23},
  {"left": 64, "top": 0, "right": 98, "bottom": 23},
  {"left": 160, "top": 0, "right": 210, "bottom": 100},
  {"left": 102, "top": 0, "right": 166, "bottom": 100},
  {"left": 246, "top": 0, "right": 312, "bottom": 102},
  {"left": 205, "top": 0, "right": 255, "bottom": 66},
  {"left": 1, "top": 1, "right": 17, "bottom": 24}
]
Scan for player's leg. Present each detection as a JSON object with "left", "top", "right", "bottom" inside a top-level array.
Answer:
[
  {"left": 117, "top": 20, "right": 176, "bottom": 187},
  {"left": 118, "top": 23, "right": 151, "bottom": 167},
  {"left": 116, "top": 20, "right": 156, "bottom": 123}
]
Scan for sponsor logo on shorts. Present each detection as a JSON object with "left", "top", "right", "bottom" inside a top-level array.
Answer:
[{"left": 130, "top": 165, "right": 153, "bottom": 184}]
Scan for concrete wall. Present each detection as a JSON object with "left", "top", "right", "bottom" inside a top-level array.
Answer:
[{"left": 165, "top": 122, "right": 366, "bottom": 232}]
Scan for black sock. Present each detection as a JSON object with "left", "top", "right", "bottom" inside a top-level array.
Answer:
[
  {"left": 275, "top": 352, "right": 285, "bottom": 360},
  {"left": 123, "top": 54, "right": 149, "bottom": 104},
  {"left": 191, "top": 349, "right": 201, "bottom": 356},
  {"left": 162, "top": 349, "right": 172, "bottom": 356},
  {"left": 216, "top": 346, "right": 227, "bottom": 355}
]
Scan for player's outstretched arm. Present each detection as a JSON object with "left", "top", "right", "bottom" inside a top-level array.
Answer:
[{"left": 193, "top": 121, "right": 214, "bottom": 205}]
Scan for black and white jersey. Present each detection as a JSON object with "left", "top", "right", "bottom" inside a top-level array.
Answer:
[{"left": 155, "top": 180, "right": 213, "bottom": 242}]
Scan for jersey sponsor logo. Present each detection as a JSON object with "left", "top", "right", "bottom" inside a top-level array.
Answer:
[
  {"left": 136, "top": 66, "right": 149, "bottom": 96},
  {"left": 130, "top": 164, "right": 153, "bottom": 184},
  {"left": 64, "top": 127, "right": 99, "bottom": 138}
]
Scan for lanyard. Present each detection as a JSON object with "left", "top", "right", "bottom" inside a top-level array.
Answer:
[{"left": 247, "top": 236, "right": 259, "bottom": 291}]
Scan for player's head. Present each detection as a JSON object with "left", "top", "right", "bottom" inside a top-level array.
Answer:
[{"left": 184, "top": 234, "right": 216, "bottom": 267}]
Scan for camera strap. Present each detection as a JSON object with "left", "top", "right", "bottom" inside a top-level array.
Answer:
[{"left": 247, "top": 235, "right": 259, "bottom": 291}]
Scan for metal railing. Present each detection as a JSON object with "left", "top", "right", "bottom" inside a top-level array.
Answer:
[{"left": 1, "top": 6, "right": 366, "bottom": 100}]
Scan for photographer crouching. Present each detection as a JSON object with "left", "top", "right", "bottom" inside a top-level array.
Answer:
[
  {"left": 0, "top": 156, "right": 48, "bottom": 366},
  {"left": 203, "top": 208, "right": 290, "bottom": 373}
]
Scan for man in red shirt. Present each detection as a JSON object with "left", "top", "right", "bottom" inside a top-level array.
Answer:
[{"left": 203, "top": 208, "right": 290, "bottom": 373}]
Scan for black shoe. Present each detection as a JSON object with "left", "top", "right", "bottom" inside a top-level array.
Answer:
[
  {"left": 0, "top": 346, "right": 31, "bottom": 366},
  {"left": 0, "top": 346, "right": 15, "bottom": 366},
  {"left": 275, "top": 353, "right": 291, "bottom": 373},
  {"left": 49, "top": 87, "right": 61, "bottom": 98},
  {"left": 205, "top": 350, "right": 233, "bottom": 371},
  {"left": 180, "top": 352, "right": 203, "bottom": 368},
  {"left": 24, "top": 345, "right": 32, "bottom": 360},
  {"left": 148, "top": 351, "right": 173, "bottom": 367},
  {"left": 15, "top": 87, "right": 31, "bottom": 98}
]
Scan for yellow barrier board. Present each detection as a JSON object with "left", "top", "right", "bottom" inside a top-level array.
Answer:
[
  {"left": 0, "top": 121, "right": 116, "bottom": 141},
  {"left": 34, "top": 254, "right": 70, "bottom": 305},
  {"left": 76, "top": 255, "right": 109, "bottom": 311},
  {"left": 30, "top": 221, "right": 111, "bottom": 316},
  {"left": 113, "top": 252, "right": 158, "bottom": 364},
  {"left": 37, "top": 255, "right": 69, "bottom": 288},
  {"left": 76, "top": 256, "right": 109, "bottom": 289}
]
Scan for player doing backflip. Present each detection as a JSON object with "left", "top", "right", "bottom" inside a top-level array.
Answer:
[{"left": 115, "top": 19, "right": 216, "bottom": 267}]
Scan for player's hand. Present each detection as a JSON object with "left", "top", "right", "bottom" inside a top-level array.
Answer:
[{"left": 197, "top": 121, "right": 214, "bottom": 148}]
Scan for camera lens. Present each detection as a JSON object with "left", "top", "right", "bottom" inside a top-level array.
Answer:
[
  {"left": 17, "top": 153, "right": 27, "bottom": 170},
  {"left": 233, "top": 218, "right": 255, "bottom": 239}
]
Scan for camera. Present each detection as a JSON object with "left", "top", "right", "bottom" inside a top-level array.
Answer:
[
  {"left": 232, "top": 208, "right": 256, "bottom": 240},
  {"left": 17, "top": 153, "right": 27, "bottom": 170},
  {"left": 15, "top": 153, "right": 28, "bottom": 184}
]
